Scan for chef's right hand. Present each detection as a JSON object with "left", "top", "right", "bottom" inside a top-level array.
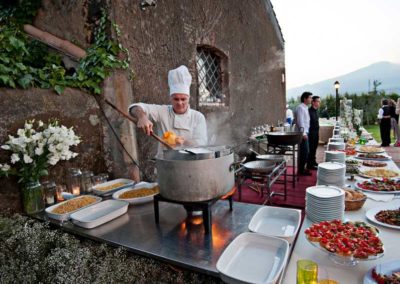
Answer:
[
  {"left": 137, "top": 117, "right": 153, "bottom": 136},
  {"left": 303, "top": 134, "right": 308, "bottom": 140}
]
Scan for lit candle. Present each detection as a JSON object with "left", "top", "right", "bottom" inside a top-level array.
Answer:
[{"left": 72, "top": 186, "right": 80, "bottom": 195}]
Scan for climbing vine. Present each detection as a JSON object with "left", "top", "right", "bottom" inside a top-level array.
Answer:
[{"left": 0, "top": 1, "right": 130, "bottom": 95}]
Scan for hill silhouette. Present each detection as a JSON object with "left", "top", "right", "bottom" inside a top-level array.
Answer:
[{"left": 287, "top": 61, "right": 400, "bottom": 99}]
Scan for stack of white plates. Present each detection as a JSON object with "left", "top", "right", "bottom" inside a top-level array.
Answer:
[
  {"left": 327, "top": 142, "right": 345, "bottom": 151},
  {"left": 306, "top": 185, "right": 345, "bottom": 223},
  {"left": 317, "top": 162, "right": 346, "bottom": 187},
  {"left": 332, "top": 134, "right": 341, "bottom": 138},
  {"left": 329, "top": 137, "right": 344, "bottom": 143},
  {"left": 324, "top": 151, "right": 345, "bottom": 164},
  {"left": 333, "top": 129, "right": 340, "bottom": 135}
]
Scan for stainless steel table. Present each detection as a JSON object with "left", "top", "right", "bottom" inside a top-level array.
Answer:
[{"left": 39, "top": 200, "right": 263, "bottom": 277}]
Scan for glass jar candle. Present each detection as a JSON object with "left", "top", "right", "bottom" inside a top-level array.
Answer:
[
  {"left": 81, "top": 170, "right": 94, "bottom": 194},
  {"left": 42, "top": 181, "right": 56, "bottom": 206},
  {"left": 67, "top": 168, "right": 82, "bottom": 195}
]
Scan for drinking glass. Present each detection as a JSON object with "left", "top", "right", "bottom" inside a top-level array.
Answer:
[{"left": 297, "top": 259, "right": 318, "bottom": 284}]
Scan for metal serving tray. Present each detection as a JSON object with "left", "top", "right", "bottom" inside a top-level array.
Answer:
[
  {"left": 45, "top": 195, "right": 102, "bottom": 221},
  {"left": 70, "top": 199, "right": 129, "bottom": 229}
]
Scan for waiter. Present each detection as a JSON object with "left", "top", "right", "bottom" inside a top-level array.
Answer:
[
  {"left": 128, "top": 65, "right": 208, "bottom": 154},
  {"left": 307, "top": 95, "right": 320, "bottom": 170}
]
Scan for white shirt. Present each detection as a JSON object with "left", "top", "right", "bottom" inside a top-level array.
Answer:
[
  {"left": 129, "top": 103, "right": 208, "bottom": 154},
  {"left": 294, "top": 103, "right": 310, "bottom": 135},
  {"left": 377, "top": 108, "right": 384, "bottom": 119}
]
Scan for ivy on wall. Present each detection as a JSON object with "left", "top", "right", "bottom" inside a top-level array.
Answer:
[{"left": 0, "top": 1, "right": 130, "bottom": 95}]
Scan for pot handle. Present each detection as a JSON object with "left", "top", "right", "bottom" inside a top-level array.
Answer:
[{"left": 230, "top": 157, "right": 246, "bottom": 172}]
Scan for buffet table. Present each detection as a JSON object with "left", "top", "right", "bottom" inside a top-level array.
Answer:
[{"left": 282, "top": 147, "right": 400, "bottom": 283}]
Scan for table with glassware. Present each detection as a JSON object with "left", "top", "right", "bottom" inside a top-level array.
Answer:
[{"left": 282, "top": 143, "right": 400, "bottom": 284}]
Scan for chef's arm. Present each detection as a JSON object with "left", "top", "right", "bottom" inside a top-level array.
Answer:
[{"left": 129, "top": 105, "right": 153, "bottom": 135}]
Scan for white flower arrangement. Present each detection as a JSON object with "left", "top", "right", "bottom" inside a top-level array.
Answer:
[{"left": 0, "top": 119, "right": 80, "bottom": 185}]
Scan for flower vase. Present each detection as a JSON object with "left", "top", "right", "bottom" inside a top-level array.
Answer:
[{"left": 22, "top": 181, "right": 45, "bottom": 215}]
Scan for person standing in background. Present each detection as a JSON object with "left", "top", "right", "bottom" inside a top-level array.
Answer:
[
  {"left": 295, "top": 92, "right": 312, "bottom": 176},
  {"left": 377, "top": 99, "right": 391, "bottom": 147},
  {"left": 307, "top": 96, "right": 321, "bottom": 170},
  {"left": 286, "top": 104, "right": 294, "bottom": 125},
  {"left": 389, "top": 99, "right": 400, "bottom": 147}
]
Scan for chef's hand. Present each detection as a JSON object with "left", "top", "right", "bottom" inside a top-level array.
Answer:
[
  {"left": 175, "top": 136, "right": 185, "bottom": 145},
  {"left": 303, "top": 134, "right": 308, "bottom": 140},
  {"left": 137, "top": 116, "right": 153, "bottom": 136}
]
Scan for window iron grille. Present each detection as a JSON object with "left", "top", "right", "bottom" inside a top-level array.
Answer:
[{"left": 196, "top": 49, "right": 225, "bottom": 106}]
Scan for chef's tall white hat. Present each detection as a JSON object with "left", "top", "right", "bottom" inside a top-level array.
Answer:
[{"left": 168, "top": 65, "right": 192, "bottom": 96}]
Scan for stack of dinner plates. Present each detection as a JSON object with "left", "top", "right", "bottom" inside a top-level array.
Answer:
[
  {"left": 329, "top": 137, "right": 344, "bottom": 143},
  {"left": 332, "top": 134, "right": 341, "bottom": 139},
  {"left": 327, "top": 142, "right": 345, "bottom": 151},
  {"left": 306, "top": 185, "right": 345, "bottom": 223},
  {"left": 324, "top": 151, "right": 345, "bottom": 164},
  {"left": 317, "top": 162, "right": 346, "bottom": 187}
]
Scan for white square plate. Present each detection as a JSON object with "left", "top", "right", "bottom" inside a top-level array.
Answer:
[
  {"left": 216, "top": 232, "right": 289, "bottom": 284},
  {"left": 248, "top": 206, "right": 301, "bottom": 244}
]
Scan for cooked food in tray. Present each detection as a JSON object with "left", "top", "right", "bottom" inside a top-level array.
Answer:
[
  {"left": 92, "top": 178, "right": 134, "bottom": 196},
  {"left": 358, "top": 146, "right": 384, "bottom": 153},
  {"left": 357, "top": 178, "right": 400, "bottom": 192},
  {"left": 113, "top": 182, "right": 159, "bottom": 204},
  {"left": 346, "top": 159, "right": 360, "bottom": 166},
  {"left": 362, "top": 161, "right": 387, "bottom": 167},
  {"left": 359, "top": 169, "right": 400, "bottom": 178},
  {"left": 51, "top": 196, "right": 98, "bottom": 214},
  {"left": 356, "top": 153, "right": 390, "bottom": 160},
  {"left": 119, "top": 185, "right": 159, "bottom": 199},
  {"left": 95, "top": 182, "right": 126, "bottom": 191},
  {"left": 375, "top": 208, "right": 400, "bottom": 226},
  {"left": 304, "top": 220, "right": 383, "bottom": 259}
]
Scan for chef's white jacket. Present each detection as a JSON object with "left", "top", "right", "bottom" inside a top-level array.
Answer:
[{"left": 129, "top": 103, "right": 208, "bottom": 153}]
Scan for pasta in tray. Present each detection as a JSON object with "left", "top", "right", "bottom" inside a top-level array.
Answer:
[{"left": 52, "top": 196, "right": 97, "bottom": 214}]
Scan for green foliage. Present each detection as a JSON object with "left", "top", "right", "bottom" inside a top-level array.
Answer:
[
  {"left": 0, "top": 4, "right": 130, "bottom": 95},
  {"left": 319, "top": 91, "right": 399, "bottom": 125}
]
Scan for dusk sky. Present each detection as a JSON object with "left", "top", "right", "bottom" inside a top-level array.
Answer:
[{"left": 271, "top": 0, "right": 400, "bottom": 89}]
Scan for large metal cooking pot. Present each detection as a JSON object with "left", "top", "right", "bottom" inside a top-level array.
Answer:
[
  {"left": 266, "top": 131, "right": 303, "bottom": 146},
  {"left": 156, "top": 152, "right": 235, "bottom": 202},
  {"left": 242, "top": 160, "right": 276, "bottom": 174}
]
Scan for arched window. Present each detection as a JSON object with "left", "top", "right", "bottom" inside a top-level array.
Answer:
[{"left": 196, "top": 46, "right": 228, "bottom": 107}]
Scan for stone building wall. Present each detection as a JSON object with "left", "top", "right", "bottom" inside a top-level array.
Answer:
[{"left": 0, "top": 0, "right": 286, "bottom": 210}]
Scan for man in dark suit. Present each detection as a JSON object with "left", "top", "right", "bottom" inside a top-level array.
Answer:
[{"left": 307, "top": 95, "right": 320, "bottom": 170}]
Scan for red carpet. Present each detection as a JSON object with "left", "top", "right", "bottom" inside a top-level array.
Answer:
[{"left": 233, "top": 167, "right": 317, "bottom": 209}]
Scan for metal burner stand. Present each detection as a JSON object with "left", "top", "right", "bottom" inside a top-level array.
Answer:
[
  {"left": 236, "top": 160, "right": 287, "bottom": 205},
  {"left": 252, "top": 138, "right": 299, "bottom": 187},
  {"left": 153, "top": 194, "right": 233, "bottom": 234}
]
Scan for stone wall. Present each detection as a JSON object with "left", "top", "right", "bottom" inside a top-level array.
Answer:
[
  {"left": 0, "top": 87, "right": 139, "bottom": 212},
  {"left": 0, "top": 0, "right": 286, "bottom": 210}
]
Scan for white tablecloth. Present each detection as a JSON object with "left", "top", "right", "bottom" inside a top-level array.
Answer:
[{"left": 282, "top": 146, "right": 400, "bottom": 284}]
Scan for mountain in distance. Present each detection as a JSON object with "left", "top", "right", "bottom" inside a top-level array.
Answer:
[{"left": 286, "top": 61, "right": 400, "bottom": 99}]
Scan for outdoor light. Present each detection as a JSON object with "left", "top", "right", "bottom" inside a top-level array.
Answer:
[
  {"left": 334, "top": 81, "right": 340, "bottom": 121},
  {"left": 281, "top": 73, "right": 285, "bottom": 84}
]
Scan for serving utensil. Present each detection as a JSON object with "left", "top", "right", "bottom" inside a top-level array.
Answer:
[{"left": 104, "top": 98, "right": 174, "bottom": 149}]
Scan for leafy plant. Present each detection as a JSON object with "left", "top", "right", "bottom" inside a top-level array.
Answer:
[{"left": 0, "top": 2, "right": 130, "bottom": 95}]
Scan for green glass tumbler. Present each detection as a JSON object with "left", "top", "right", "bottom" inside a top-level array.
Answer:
[{"left": 297, "top": 259, "right": 318, "bottom": 284}]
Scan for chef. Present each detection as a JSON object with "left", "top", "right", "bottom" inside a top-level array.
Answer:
[{"left": 128, "top": 65, "right": 208, "bottom": 153}]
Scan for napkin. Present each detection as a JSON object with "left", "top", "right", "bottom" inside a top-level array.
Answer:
[{"left": 364, "top": 192, "right": 394, "bottom": 202}]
